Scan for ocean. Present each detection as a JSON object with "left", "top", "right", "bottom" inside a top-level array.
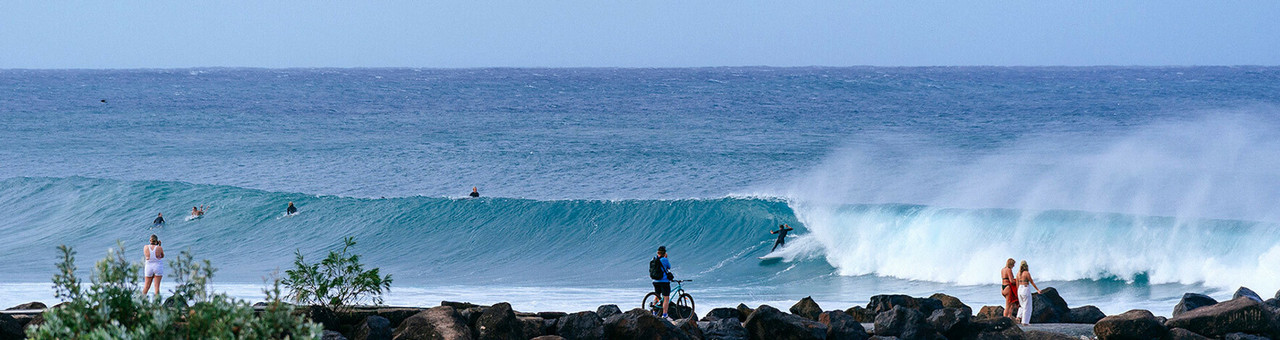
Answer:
[{"left": 2, "top": 67, "right": 1279, "bottom": 315}]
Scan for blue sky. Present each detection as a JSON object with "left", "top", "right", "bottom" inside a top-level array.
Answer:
[{"left": 2, "top": 1, "right": 1277, "bottom": 68}]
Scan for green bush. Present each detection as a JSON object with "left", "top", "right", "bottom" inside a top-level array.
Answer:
[
  {"left": 27, "top": 242, "right": 322, "bottom": 339},
  {"left": 283, "top": 237, "right": 392, "bottom": 307}
]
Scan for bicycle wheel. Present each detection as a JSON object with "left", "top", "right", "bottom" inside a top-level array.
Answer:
[
  {"left": 673, "top": 293, "right": 696, "bottom": 319},
  {"left": 642, "top": 292, "right": 661, "bottom": 315}
]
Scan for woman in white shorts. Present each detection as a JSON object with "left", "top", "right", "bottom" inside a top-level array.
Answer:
[{"left": 143, "top": 234, "right": 165, "bottom": 296}]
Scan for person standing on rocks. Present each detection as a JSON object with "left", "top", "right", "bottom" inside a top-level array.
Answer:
[
  {"left": 651, "top": 246, "right": 674, "bottom": 319},
  {"left": 1015, "top": 260, "right": 1042, "bottom": 325},
  {"left": 1001, "top": 258, "right": 1017, "bottom": 318}
]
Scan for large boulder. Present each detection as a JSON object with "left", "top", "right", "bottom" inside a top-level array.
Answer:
[
  {"left": 532, "top": 336, "right": 567, "bottom": 340},
  {"left": 377, "top": 308, "right": 427, "bottom": 329},
  {"left": 392, "top": 306, "right": 474, "bottom": 340},
  {"left": 1029, "top": 287, "right": 1071, "bottom": 324},
  {"left": 1225, "top": 333, "right": 1269, "bottom": 340},
  {"left": 1234, "top": 287, "right": 1264, "bottom": 303},
  {"left": 791, "top": 297, "right": 823, "bottom": 321},
  {"left": 1173, "top": 293, "right": 1218, "bottom": 317},
  {"left": 742, "top": 305, "right": 826, "bottom": 340},
  {"left": 520, "top": 317, "right": 548, "bottom": 338},
  {"left": 703, "top": 318, "right": 748, "bottom": 340},
  {"left": 958, "top": 316, "right": 1022, "bottom": 340},
  {"left": 354, "top": 315, "right": 393, "bottom": 340},
  {"left": 736, "top": 304, "right": 755, "bottom": 321},
  {"left": 323, "top": 330, "right": 349, "bottom": 340},
  {"left": 926, "top": 308, "right": 969, "bottom": 339},
  {"left": 674, "top": 318, "right": 705, "bottom": 340},
  {"left": 597, "top": 305, "right": 622, "bottom": 319},
  {"left": 820, "top": 310, "right": 868, "bottom": 340},
  {"left": 476, "top": 302, "right": 524, "bottom": 340},
  {"left": 557, "top": 311, "right": 604, "bottom": 340},
  {"left": 703, "top": 308, "right": 744, "bottom": 322},
  {"left": 459, "top": 307, "right": 487, "bottom": 330},
  {"left": 1, "top": 313, "right": 24, "bottom": 340},
  {"left": 1066, "top": 305, "right": 1105, "bottom": 324},
  {"left": 441, "top": 301, "right": 482, "bottom": 310},
  {"left": 845, "top": 306, "right": 876, "bottom": 323},
  {"left": 603, "top": 309, "right": 692, "bottom": 340},
  {"left": 873, "top": 305, "right": 935, "bottom": 340},
  {"left": 5, "top": 302, "right": 46, "bottom": 310},
  {"left": 1167, "top": 328, "right": 1210, "bottom": 340},
  {"left": 1166, "top": 297, "right": 1272, "bottom": 338},
  {"left": 928, "top": 293, "right": 971, "bottom": 313},
  {"left": 867, "top": 295, "right": 918, "bottom": 315},
  {"left": 975, "top": 306, "right": 1005, "bottom": 321},
  {"left": 1093, "top": 309, "right": 1167, "bottom": 340}
]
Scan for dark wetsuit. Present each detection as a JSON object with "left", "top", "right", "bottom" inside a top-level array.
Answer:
[
  {"left": 153, "top": 215, "right": 165, "bottom": 225},
  {"left": 771, "top": 226, "right": 792, "bottom": 251},
  {"left": 470, "top": 191, "right": 480, "bottom": 198},
  {"left": 286, "top": 205, "right": 297, "bottom": 215}
]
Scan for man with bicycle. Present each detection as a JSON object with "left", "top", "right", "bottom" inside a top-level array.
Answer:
[{"left": 650, "top": 246, "right": 674, "bottom": 319}]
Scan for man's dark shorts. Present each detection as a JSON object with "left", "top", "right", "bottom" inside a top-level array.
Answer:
[{"left": 652, "top": 282, "right": 671, "bottom": 296}]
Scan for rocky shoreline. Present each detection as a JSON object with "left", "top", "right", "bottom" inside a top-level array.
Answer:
[{"left": 4, "top": 286, "right": 1280, "bottom": 339}]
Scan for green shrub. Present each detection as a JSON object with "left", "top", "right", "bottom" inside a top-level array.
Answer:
[
  {"left": 283, "top": 237, "right": 392, "bottom": 307},
  {"left": 27, "top": 242, "right": 322, "bottom": 339}
]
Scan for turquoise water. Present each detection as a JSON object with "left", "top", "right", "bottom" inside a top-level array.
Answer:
[{"left": 2, "top": 67, "right": 1280, "bottom": 314}]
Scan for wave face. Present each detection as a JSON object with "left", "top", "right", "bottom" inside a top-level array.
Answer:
[{"left": 0, "top": 177, "right": 811, "bottom": 287}]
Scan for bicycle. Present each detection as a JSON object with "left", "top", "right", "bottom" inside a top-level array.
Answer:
[{"left": 642, "top": 279, "right": 695, "bottom": 319}]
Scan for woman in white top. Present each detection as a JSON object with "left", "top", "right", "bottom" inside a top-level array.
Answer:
[
  {"left": 142, "top": 234, "right": 165, "bottom": 296},
  {"left": 1015, "top": 260, "right": 1042, "bottom": 324}
]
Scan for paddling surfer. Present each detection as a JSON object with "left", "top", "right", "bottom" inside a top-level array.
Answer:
[
  {"left": 152, "top": 213, "right": 165, "bottom": 226},
  {"left": 470, "top": 187, "right": 480, "bottom": 198},
  {"left": 286, "top": 202, "right": 297, "bottom": 215}
]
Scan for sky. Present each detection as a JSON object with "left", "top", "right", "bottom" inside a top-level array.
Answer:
[{"left": 1, "top": 1, "right": 1278, "bottom": 68}]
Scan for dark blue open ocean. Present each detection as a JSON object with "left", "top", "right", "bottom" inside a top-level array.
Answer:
[{"left": 2, "top": 67, "right": 1279, "bottom": 314}]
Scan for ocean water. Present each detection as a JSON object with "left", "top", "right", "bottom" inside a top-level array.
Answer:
[{"left": 2, "top": 67, "right": 1280, "bottom": 316}]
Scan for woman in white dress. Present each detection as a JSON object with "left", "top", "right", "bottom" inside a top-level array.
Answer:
[
  {"left": 1015, "top": 260, "right": 1042, "bottom": 324},
  {"left": 142, "top": 234, "right": 165, "bottom": 296}
]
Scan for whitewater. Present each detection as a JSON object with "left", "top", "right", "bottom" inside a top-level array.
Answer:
[{"left": 2, "top": 67, "right": 1279, "bottom": 315}]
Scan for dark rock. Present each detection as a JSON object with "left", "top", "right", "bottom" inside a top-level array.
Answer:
[
  {"left": 25, "top": 313, "right": 44, "bottom": 329},
  {"left": 354, "top": 315, "right": 393, "bottom": 340},
  {"left": 377, "top": 308, "right": 426, "bottom": 329},
  {"left": 1066, "top": 305, "right": 1106, "bottom": 324},
  {"left": 1, "top": 313, "right": 24, "bottom": 340},
  {"left": 916, "top": 298, "right": 945, "bottom": 318},
  {"left": 820, "top": 310, "right": 868, "bottom": 340},
  {"left": 1276, "top": 289, "right": 1280, "bottom": 300},
  {"left": 557, "top": 311, "right": 604, "bottom": 340},
  {"left": 675, "top": 318, "right": 705, "bottom": 340},
  {"left": 11, "top": 315, "right": 32, "bottom": 329},
  {"left": 1166, "top": 297, "right": 1272, "bottom": 338},
  {"left": 1225, "top": 333, "right": 1269, "bottom": 340},
  {"left": 5, "top": 301, "right": 46, "bottom": 310},
  {"left": 929, "top": 294, "right": 970, "bottom": 311},
  {"left": 1029, "top": 287, "right": 1071, "bottom": 324},
  {"left": 1173, "top": 293, "right": 1219, "bottom": 317},
  {"left": 520, "top": 317, "right": 547, "bottom": 338},
  {"left": 1265, "top": 298, "right": 1280, "bottom": 310},
  {"left": 790, "top": 297, "right": 823, "bottom": 321},
  {"left": 540, "top": 312, "right": 569, "bottom": 320},
  {"left": 846, "top": 306, "right": 876, "bottom": 323},
  {"left": 308, "top": 305, "right": 341, "bottom": 331},
  {"left": 958, "top": 317, "right": 1023, "bottom": 340},
  {"left": 1167, "top": 328, "right": 1210, "bottom": 340},
  {"left": 703, "top": 318, "right": 748, "bottom": 340},
  {"left": 603, "top": 308, "right": 692, "bottom": 340},
  {"left": 392, "top": 306, "right": 474, "bottom": 340},
  {"left": 476, "top": 302, "right": 524, "bottom": 340},
  {"left": 874, "top": 305, "right": 935, "bottom": 340},
  {"left": 868, "top": 337, "right": 899, "bottom": 340},
  {"left": 742, "top": 305, "right": 826, "bottom": 340},
  {"left": 703, "top": 307, "right": 744, "bottom": 322},
  {"left": 1234, "top": 287, "right": 1264, "bottom": 303},
  {"left": 460, "top": 307, "right": 487, "bottom": 330},
  {"left": 441, "top": 301, "right": 482, "bottom": 310},
  {"left": 869, "top": 295, "right": 918, "bottom": 315},
  {"left": 737, "top": 304, "right": 755, "bottom": 321},
  {"left": 533, "top": 336, "right": 567, "bottom": 340},
  {"left": 975, "top": 306, "right": 1005, "bottom": 321},
  {"left": 597, "top": 305, "right": 622, "bottom": 319},
  {"left": 323, "top": 330, "right": 349, "bottom": 340},
  {"left": 1023, "top": 330, "right": 1075, "bottom": 340},
  {"left": 927, "top": 308, "right": 970, "bottom": 339},
  {"left": 1093, "top": 309, "right": 1167, "bottom": 340}
]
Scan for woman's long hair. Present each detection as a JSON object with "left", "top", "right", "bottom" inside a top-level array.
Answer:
[
  {"left": 149, "top": 234, "right": 160, "bottom": 246},
  {"left": 1019, "top": 260, "right": 1029, "bottom": 274}
]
